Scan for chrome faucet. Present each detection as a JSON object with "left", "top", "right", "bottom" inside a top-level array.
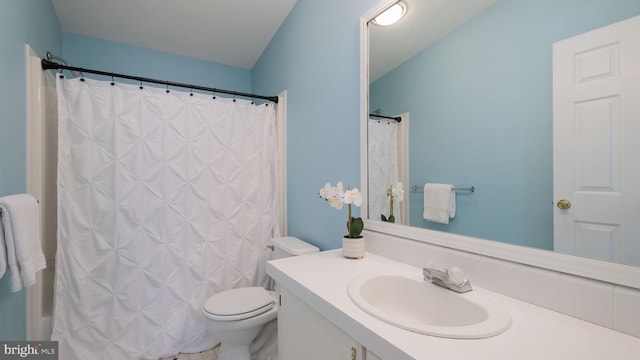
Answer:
[{"left": 422, "top": 263, "right": 473, "bottom": 293}]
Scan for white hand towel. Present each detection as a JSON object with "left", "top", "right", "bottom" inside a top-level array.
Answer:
[
  {"left": 423, "top": 183, "right": 456, "bottom": 224},
  {"left": 0, "top": 194, "right": 46, "bottom": 292}
]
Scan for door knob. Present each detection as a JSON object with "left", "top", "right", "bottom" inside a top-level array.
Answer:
[{"left": 557, "top": 199, "right": 571, "bottom": 210}]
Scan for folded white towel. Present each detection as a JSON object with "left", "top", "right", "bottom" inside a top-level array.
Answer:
[
  {"left": 423, "top": 183, "right": 456, "bottom": 224},
  {"left": 0, "top": 194, "right": 46, "bottom": 292}
]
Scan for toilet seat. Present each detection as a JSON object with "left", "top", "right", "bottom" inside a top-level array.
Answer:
[{"left": 203, "top": 287, "right": 275, "bottom": 321}]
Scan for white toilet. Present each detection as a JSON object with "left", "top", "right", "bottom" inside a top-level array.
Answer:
[{"left": 202, "top": 236, "right": 319, "bottom": 360}]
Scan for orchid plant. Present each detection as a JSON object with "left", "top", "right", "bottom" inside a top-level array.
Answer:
[
  {"left": 318, "top": 181, "right": 364, "bottom": 238},
  {"left": 381, "top": 182, "right": 404, "bottom": 223}
]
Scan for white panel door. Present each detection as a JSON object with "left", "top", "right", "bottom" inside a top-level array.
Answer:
[{"left": 553, "top": 15, "right": 640, "bottom": 265}]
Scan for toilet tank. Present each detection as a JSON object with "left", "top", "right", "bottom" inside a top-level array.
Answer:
[{"left": 271, "top": 236, "right": 319, "bottom": 259}]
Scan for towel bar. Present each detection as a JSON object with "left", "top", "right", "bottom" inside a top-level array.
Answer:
[{"left": 411, "top": 185, "right": 475, "bottom": 193}]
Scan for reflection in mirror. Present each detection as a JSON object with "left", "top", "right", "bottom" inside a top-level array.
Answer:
[
  {"left": 367, "top": 112, "right": 409, "bottom": 225},
  {"left": 367, "top": 0, "right": 640, "bottom": 266}
]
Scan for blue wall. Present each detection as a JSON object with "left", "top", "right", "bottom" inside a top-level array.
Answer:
[
  {"left": 252, "top": 0, "right": 379, "bottom": 250},
  {"left": 0, "top": 0, "right": 62, "bottom": 340},
  {"left": 63, "top": 34, "right": 252, "bottom": 94},
  {"left": 370, "top": 0, "right": 640, "bottom": 249}
]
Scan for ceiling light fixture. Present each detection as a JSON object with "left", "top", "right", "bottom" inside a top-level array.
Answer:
[{"left": 372, "top": 1, "right": 407, "bottom": 26}]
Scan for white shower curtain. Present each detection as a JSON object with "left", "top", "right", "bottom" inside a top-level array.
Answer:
[
  {"left": 52, "top": 77, "right": 279, "bottom": 360},
  {"left": 368, "top": 119, "right": 401, "bottom": 223}
]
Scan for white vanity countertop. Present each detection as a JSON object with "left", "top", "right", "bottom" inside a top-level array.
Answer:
[{"left": 266, "top": 250, "right": 640, "bottom": 360}]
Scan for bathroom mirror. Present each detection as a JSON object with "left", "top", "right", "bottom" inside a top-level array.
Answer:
[{"left": 362, "top": 0, "right": 640, "bottom": 271}]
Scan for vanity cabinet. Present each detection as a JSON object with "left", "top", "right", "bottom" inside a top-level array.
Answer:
[
  {"left": 268, "top": 250, "right": 640, "bottom": 360},
  {"left": 278, "top": 286, "right": 362, "bottom": 360}
]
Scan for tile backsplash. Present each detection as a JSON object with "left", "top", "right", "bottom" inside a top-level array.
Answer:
[{"left": 364, "top": 230, "right": 640, "bottom": 338}]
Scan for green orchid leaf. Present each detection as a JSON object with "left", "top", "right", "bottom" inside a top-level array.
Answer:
[{"left": 348, "top": 217, "right": 364, "bottom": 238}]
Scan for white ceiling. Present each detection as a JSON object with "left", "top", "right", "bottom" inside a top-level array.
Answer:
[{"left": 51, "top": 0, "right": 298, "bottom": 69}]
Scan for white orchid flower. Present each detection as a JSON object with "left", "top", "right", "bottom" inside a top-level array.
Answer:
[
  {"left": 391, "top": 182, "right": 404, "bottom": 201},
  {"left": 344, "top": 188, "right": 363, "bottom": 207},
  {"left": 319, "top": 182, "right": 332, "bottom": 198},
  {"left": 327, "top": 197, "right": 344, "bottom": 209},
  {"left": 319, "top": 182, "right": 346, "bottom": 209}
]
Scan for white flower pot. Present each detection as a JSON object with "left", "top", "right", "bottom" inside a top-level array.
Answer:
[{"left": 342, "top": 236, "right": 365, "bottom": 259}]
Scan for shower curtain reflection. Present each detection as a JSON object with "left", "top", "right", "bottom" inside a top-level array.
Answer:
[
  {"left": 51, "top": 76, "right": 279, "bottom": 360},
  {"left": 368, "top": 118, "right": 402, "bottom": 224}
]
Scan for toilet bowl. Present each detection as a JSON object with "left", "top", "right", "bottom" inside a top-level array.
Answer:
[
  {"left": 203, "top": 287, "right": 278, "bottom": 360},
  {"left": 202, "top": 237, "right": 319, "bottom": 360}
]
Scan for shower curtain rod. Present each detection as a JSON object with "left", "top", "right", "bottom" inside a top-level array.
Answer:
[
  {"left": 369, "top": 113, "right": 401, "bottom": 122},
  {"left": 41, "top": 59, "right": 279, "bottom": 103}
]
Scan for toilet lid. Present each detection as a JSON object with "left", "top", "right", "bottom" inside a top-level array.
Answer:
[{"left": 203, "top": 287, "right": 275, "bottom": 321}]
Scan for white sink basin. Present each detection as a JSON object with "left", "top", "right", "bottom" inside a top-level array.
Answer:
[{"left": 347, "top": 272, "right": 511, "bottom": 339}]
